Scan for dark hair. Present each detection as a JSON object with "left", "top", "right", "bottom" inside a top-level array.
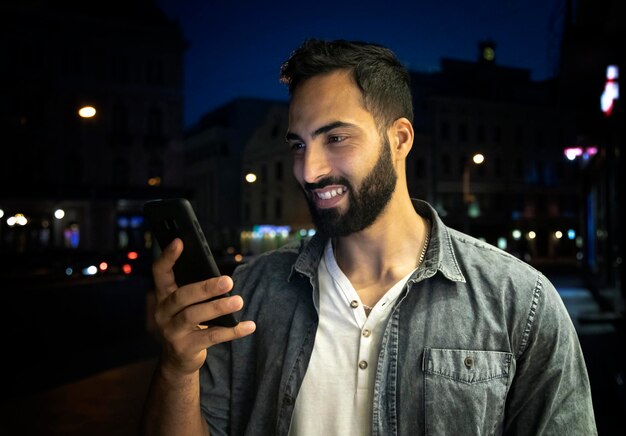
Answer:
[{"left": 280, "top": 38, "right": 413, "bottom": 129}]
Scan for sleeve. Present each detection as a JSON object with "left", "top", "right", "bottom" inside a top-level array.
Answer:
[
  {"left": 199, "top": 340, "right": 232, "bottom": 436},
  {"left": 503, "top": 273, "right": 598, "bottom": 435}
]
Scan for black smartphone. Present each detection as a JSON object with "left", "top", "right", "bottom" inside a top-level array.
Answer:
[{"left": 143, "top": 198, "right": 240, "bottom": 328}]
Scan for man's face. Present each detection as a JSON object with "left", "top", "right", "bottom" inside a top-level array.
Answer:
[{"left": 286, "top": 70, "right": 398, "bottom": 237}]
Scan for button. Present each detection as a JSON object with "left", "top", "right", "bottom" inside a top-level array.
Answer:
[
  {"left": 362, "top": 329, "right": 371, "bottom": 337},
  {"left": 350, "top": 300, "right": 359, "bottom": 309},
  {"left": 464, "top": 356, "right": 474, "bottom": 368},
  {"left": 358, "top": 360, "right": 368, "bottom": 370}
]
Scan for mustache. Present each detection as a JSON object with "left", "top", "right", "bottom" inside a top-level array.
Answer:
[{"left": 304, "top": 177, "right": 351, "bottom": 191}]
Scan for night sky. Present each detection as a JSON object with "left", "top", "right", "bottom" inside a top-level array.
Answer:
[{"left": 156, "top": 0, "right": 565, "bottom": 128}]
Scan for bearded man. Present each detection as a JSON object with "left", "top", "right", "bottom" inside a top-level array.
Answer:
[{"left": 141, "top": 39, "right": 597, "bottom": 436}]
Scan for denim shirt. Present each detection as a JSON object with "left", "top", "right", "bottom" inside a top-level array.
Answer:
[{"left": 200, "top": 200, "right": 597, "bottom": 435}]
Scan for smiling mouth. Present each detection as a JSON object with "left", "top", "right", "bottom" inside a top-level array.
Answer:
[
  {"left": 315, "top": 186, "right": 346, "bottom": 200},
  {"left": 310, "top": 185, "right": 347, "bottom": 208}
]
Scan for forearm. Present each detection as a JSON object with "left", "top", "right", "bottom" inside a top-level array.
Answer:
[{"left": 140, "top": 361, "right": 210, "bottom": 436}]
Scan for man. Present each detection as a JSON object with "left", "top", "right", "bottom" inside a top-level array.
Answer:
[{"left": 141, "top": 39, "right": 597, "bottom": 435}]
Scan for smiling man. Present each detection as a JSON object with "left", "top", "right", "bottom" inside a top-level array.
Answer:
[{"left": 141, "top": 39, "right": 597, "bottom": 436}]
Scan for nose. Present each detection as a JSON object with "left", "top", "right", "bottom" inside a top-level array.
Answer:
[{"left": 300, "top": 144, "right": 330, "bottom": 184}]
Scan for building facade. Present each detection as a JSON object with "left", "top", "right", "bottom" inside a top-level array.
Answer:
[
  {"left": 408, "top": 43, "right": 580, "bottom": 263},
  {"left": 558, "top": 0, "right": 625, "bottom": 299},
  {"left": 0, "top": 1, "right": 186, "bottom": 274}
]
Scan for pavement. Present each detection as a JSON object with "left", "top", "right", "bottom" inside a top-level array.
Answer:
[{"left": 0, "top": 268, "right": 624, "bottom": 435}]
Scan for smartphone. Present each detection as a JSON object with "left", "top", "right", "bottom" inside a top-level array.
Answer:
[{"left": 143, "top": 198, "right": 240, "bottom": 328}]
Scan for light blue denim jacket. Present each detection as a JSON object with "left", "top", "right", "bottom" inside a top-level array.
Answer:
[{"left": 200, "top": 200, "right": 597, "bottom": 435}]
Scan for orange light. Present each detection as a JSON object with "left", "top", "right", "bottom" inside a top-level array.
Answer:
[
  {"left": 122, "top": 264, "right": 132, "bottom": 274},
  {"left": 127, "top": 251, "right": 138, "bottom": 260},
  {"left": 99, "top": 262, "right": 108, "bottom": 271},
  {"left": 234, "top": 254, "right": 243, "bottom": 262}
]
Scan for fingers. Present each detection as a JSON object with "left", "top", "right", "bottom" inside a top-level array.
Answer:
[
  {"left": 162, "top": 321, "right": 257, "bottom": 375},
  {"left": 152, "top": 238, "right": 183, "bottom": 299},
  {"left": 192, "top": 321, "right": 257, "bottom": 349},
  {"left": 163, "top": 287, "right": 240, "bottom": 331},
  {"left": 158, "top": 276, "right": 234, "bottom": 324}
]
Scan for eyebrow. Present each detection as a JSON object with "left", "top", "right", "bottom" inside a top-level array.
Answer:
[{"left": 285, "top": 121, "right": 357, "bottom": 142}]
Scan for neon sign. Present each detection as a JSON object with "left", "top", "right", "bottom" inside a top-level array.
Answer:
[{"left": 600, "top": 65, "right": 619, "bottom": 116}]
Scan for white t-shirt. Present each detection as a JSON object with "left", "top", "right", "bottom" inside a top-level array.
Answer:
[{"left": 288, "top": 241, "right": 414, "bottom": 436}]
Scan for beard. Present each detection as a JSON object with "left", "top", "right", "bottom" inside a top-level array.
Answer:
[{"left": 303, "top": 136, "right": 397, "bottom": 238}]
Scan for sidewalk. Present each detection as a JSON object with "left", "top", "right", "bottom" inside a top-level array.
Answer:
[
  {"left": 546, "top": 271, "right": 625, "bottom": 436},
  {"left": 0, "top": 358, "right": 157, "bottom": 436}
]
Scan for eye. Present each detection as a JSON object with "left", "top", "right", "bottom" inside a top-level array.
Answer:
[
  {"left": 289, "top": 142, "right": 305, "bottom": 153},
  {"left": 328, "top": 135, "right": 346, "bottom": 144}
]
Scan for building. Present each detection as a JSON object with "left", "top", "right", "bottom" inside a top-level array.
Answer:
[
  {"left": 184, "top": 98, "right": 291, "bottom": 255},
  {"left": 0, "top": 1, "right": 187, "bottom": 276},
  {"left": 558, "top": 0, "right": 625, "bottom": 302},
  {"left": 241, "top": 104, "right": 313, "bottom": 254},
  {"left": 408, "top": 41, "right": 580, "bottom": 263}
]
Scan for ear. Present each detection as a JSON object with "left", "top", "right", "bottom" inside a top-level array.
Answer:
[{"left": 388, "top": 117, "right": 414, "bottom": 160}]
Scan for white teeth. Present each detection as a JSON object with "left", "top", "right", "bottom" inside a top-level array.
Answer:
[{"left": 316, "top": 187, "right": 345, "bottom": 200}]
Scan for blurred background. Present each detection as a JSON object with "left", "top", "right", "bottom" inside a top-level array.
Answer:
[{"left": 0, "top": 0, "right": 624, "bottom": 434}]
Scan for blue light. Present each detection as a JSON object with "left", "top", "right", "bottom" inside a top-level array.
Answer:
[
  {"left": 130, "top": 216, "right": 144, "bottom": 228},
  {"left": 253, "top": 225, "right": 291, "bottom": 235},
  {"left": 65, "top": 267, "right": 73, "bottom": 276},
  {"left": 567, "top": 229, "right": 576, "bottom": 240}
]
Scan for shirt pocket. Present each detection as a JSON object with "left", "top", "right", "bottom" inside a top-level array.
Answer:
[{"left": 422, "top": 347, "right": 513, "bottom": 436}]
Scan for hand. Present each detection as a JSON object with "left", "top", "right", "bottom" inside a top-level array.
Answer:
[{"left": 151, "top": 238, "right": 256, "bottom": 376}]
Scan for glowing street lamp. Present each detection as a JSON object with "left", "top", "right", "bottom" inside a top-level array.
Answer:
[
  {"left": 463, "top": 153, "right": 485, "bottom": 204},
  {"left": 78, "top": 106, "right": 96, "bottom": 118},
  {"left": 245, "top": 173, "right": 257, "bottom": 183}
]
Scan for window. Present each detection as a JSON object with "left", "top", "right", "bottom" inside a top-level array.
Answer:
[
  {"left": 146, "top": 59, "right": 164, "bottom": 84},
  {"left": 441, "top": 154, "right": 451, "bottom": 176},
  {"left": 148, "top": 107, "right": 163, "bottom": 134},
  {"left": 440, "top": 121, "right": 450, "bottom": 141},
  {"left": 113, "top": 158, "right": 129, "bottom": 185},
  {"left": 458, "top": 124, "right": 468, "bottom": 142},
  {"left": 111, "top": 55, "right": 129, "bottom": 83},
  {"left": 494, "top": 157, "right": 502, "bottom": 177},
  {"left": 274, "top": 198, "right": 282, "bottom": 220},
  {"left": 275, "top": 161, "right": 283, "bottom": 181},
  {"left": 477, "top": 124, "right": 486, "bottom": 142},
  {"left": 515, "top": 127, "right": 524, "bottom": 146},
  {"left": 112, "top": 102, "right": 129, "bottom": 133},
  {"left": 493, "top": 126, "right": 501, "bottom": 143}
]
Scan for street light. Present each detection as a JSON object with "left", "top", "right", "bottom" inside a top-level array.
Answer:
[
  {"left": 463, "top": 153, "right": 485, "bottom": 205},
  {"left": 78, "top": 106, "right": 96, "bottom": 118}
]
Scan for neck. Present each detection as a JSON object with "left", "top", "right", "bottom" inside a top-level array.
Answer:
[{"left": 333, "top": 197, "right": 429, "bottom": 286}]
